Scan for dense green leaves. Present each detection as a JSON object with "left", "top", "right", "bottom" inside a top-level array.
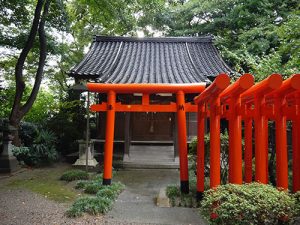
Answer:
[
  {"left": 201, "top": 183, "right": 297, "bottom": 225},
  {"left": 12, "top": 128, "right": 58, "bottom": 166},
  {"left": 150, "top": 0, "right": 299, "bottom": 76}
]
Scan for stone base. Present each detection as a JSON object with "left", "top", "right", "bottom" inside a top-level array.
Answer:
[
  {"left": 0, "top": 155, "right": 20, "bottom": 174},
  {"left": 73, "top": 158, "right": 98, "bottom": 167},
  {"left": 156, "top": 187, "right": 170, "bottom": 207}
]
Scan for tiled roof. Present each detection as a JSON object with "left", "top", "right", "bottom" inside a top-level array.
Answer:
[{"left": 69, "top": 35, "right": 233, "bottom": 83}]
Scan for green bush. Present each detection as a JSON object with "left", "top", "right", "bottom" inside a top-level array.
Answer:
[
  {"left": 294, "top": 191, "right": 300, "bottom": 216},
  {"left": 109, "top": 182, "right": 125, "bottom": 194},
  {"left": 19, "top": 122, "right": 38, "bottom": 146},
  {"left": 201, "top": 183, "right": 296, "bottom": 225},
  {"left": 12, "top": 129, "right": 58, "bottom": 166},
  {"left": 166, "top": 185, "right": 180, "bottom": 199},
  {"left": 96, "top": 187, "right": 118, "bottom": 200},
  {"left": 46, "top": 98, "right": 86, "bottom": 156},
  {"left": 11, "top": 146, "right": 30, "bottom": 163},
  {"left": 166, "top": 185, "right": 181, "bottom": 207},
  {"left": 189, "top": 131, "right": 231, "bottom": 184},
  {"left": 84, "top": 183, "right": 100, "bottom": 194},
  {"left": 75, "top": 180, "right": 90, "bottom": 189},
  {"left": 67, "top": 180, "right": 125, "bottom": 217},
  {"left": 66, "top": 197, "right": 113, "bottom": 217},
  {"left": 60, "top": 170, "right": 89, "bottom": 182},
  {"left": 84, "top": 181, "right": 125, "bottom": 195},
  {"left": 166, "top": 184, "right": 198, "bottom": 208}
]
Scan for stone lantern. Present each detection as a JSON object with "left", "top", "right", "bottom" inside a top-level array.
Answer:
[{"left": 0, "top": 121, "right": 20, "bottom": 173}]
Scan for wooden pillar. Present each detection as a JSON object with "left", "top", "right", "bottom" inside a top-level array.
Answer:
[
  {"left": 274, "top": 97, "right": 288, "bottom": 189},
  {"left": 210, "top": 97, "right": 221, "bottom": 188},
  {"left": 176, "top": 91, "right": 189, "bottom": 193},
  {"left": 124, "top": 112, "right": 131, "bottom": 156},
  {"left": 173, "top": 113, "right": 179, "bottom": 159},
  {"left": 228, "top": 97, "right": 243, "bottom": 184},
  {"left": 103, "top": 90, "right": 116, "bottom": 185},
  {"left": 293, "top": 94, "right": 300, "bottom": 192},
  {"left": 196, "top": 104, "right": 205, "bottom": 200},
  {"left": 244, "top": 118, "right": 253, "bottom": 183},
  {"left": 254, "top": 96, "right": 268, "bottom": 184}
]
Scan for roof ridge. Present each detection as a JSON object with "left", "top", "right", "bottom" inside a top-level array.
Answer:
[{"left": 93, "top": 35, "right": 213, "bottom": 43}]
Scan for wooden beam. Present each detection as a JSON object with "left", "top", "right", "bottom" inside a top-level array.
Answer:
[{"left": 90, "top": 102, "right": 198, "bottom": 112}]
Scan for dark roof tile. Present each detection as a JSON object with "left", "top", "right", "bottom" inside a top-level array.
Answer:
[{"left": 69, "top": 35, "right": 233, "bottom": 83}]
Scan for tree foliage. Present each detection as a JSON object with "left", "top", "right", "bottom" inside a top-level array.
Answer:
[{"left": 149, "top": 0, "right": 299, "bottom": 76}]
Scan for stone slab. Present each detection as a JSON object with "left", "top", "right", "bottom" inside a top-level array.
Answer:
[{"left": 156, "top": 187, "right": 170, "bottom": 207}]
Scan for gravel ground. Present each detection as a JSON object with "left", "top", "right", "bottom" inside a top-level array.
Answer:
[
  {"left": 0, "top": 189, "right": 174, "bottom": 225},
  {"left": 0, "top": 189, "right": 104, "bottom": 225}
]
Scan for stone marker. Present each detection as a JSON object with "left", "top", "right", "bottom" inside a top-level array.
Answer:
[
  {"left": 73, "top": 140, "right": 98, "bottom": 167},
  {"left": 156, "top": 187, "right": 170, "bottom": 208}
]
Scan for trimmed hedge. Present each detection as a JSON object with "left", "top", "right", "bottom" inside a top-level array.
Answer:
[{"left": 201, "top": 183, "right": 296, "bottom": 225}]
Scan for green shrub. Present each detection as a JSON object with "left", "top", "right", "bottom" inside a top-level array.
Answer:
[
  {"left": 19, "top": 122, "right": 38, "bottom": 146},
  {"left": 189, "top": 131, "right": 231, "bottom": 184},
  {"left": 67, "top": 181, "right": 125, "bottom": 217},
  {"left": 93, "top": 174, "right": 103, "bottom": 182},
  {"left": 96, "top": 187, "right": 118, "bottom": 200},
  {"left": 201, "top": 183, "right": 296, "bottom": 225},
  {"left": 166, "top": 185, "right": 180, "bottom": 199},
  {"left": 83, "top": 181, "right": 125, "bottom": 195},
  {"left": 166, "top": 185, "right": 180, "bottom": 206},
  {"left": 75, "top": 180, "right": 90, "bottom": 189},
  {"left": 294, "top": 191, "right": 300, "bottom": 216},
  {"left": 66, "top": 197, "right": 113, "bottom": 217},
  {"left": 60, "top": 170, "right": 89, "bottom": 182},
  {"left": 96, "top": 182, "right": 125, "bottom": 199},
  {"left": 11, "top": 146, "right": 31, "bottom": 164},
  {"left": 46, "top": 98, "right": 86, "bottom": 156},
  {"left": 12, "top": 129, "right": 58, "bottom": 166},
  {"left": 84, "top": 183, "right": 100, "bottom": 194},
  {"left": 109, "top": 182, "right": 125, "bottom": 194}
]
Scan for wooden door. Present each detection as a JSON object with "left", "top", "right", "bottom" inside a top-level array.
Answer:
[{"left": 131, "top": 112, "right": 173, "bottom": 141}]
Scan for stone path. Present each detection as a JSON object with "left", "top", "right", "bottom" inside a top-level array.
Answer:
[{"left": 105, "top": 169, "right": 207, "bottom": 225}]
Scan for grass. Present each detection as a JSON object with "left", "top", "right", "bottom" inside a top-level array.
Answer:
[
  {"left": 66, "top": 196, "right": 113, "bottom": 217},
  {"left": 67, "top": 179, "right": 125, "bottom": 217},
  {"left": 7, "top": 178, "right": 78, "bottom": 202},
  {"left": 84, "top": 182, "right": 101, "bottom": 194},
  {"left": 60, "top": 169, "right": 89, "bottom": 182},
  {"left": 6, "top": 166, "right": 79, "bottom": 203},
  {"left": 165, "top": 170, "right": 206, "bottom": 208}
]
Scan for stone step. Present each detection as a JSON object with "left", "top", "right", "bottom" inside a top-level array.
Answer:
[
  {"left": 122, "top": 161, "right": 179, "bottom": 169},
  {"left": 123, "top": 145, "right": 179, "bottom": 169}
]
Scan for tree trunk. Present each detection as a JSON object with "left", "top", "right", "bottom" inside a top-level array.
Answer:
[{"left": 9, "top": 0, "right": 50, "bottom": 146}]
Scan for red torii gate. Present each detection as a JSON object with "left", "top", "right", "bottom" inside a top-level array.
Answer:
[
  {"left": 87, "top": 83, "right": 206, "bottom": 193},
  {"left": 194, "top": 73, "right": 300, "bottom": 200},
  {"left": 86, "top": 73, "right": 300, "bottom": 198}
]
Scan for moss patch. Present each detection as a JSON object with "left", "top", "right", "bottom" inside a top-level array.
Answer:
[
  {"left": 5, "top": 165, "right": 80, "bottom": 203},
  {"left": 7, "top": 178, "right": 78, "bottom": 203}
]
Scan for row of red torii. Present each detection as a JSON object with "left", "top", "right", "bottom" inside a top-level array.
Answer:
[{"left": 86, "top": 73, "right": 300, "bottom": 199}]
